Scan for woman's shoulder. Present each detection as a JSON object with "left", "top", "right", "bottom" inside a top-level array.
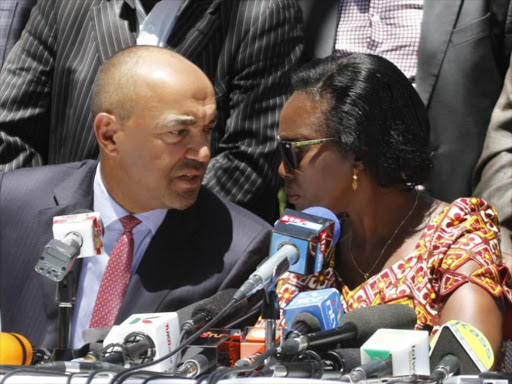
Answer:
[{"left": 428, "top": 197, "right": 500, "bottom": 235}]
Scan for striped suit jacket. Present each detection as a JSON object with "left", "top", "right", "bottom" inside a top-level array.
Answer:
[
  {"left": 0, "top": 0, "right": 303, "bottom": 222},
  {"left": 0, "top": 0, "right": 36, "bottom": 70}
]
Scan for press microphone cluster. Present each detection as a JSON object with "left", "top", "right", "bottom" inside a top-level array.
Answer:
[
  {"left": 279, "top": 303, "right": 418, "bottom": 355},
  {"left": 258, "top": 304, "right": 418, "bottom": 379}
]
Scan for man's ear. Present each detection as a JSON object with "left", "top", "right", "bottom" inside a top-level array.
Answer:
[{"left": 94, "top": 112, "right": 121, "bottom": 156}]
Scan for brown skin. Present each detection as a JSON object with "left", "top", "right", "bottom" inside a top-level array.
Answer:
[
  {"left": 278, "top": 91, "right": 503, "bottom": 358},
  {"left": 94, "top": 50, "right": 216, "bottom": 213}
]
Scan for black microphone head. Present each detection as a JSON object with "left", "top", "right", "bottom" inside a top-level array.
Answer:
[
  {"left": 291, "top": 312, "right": 322, "bottom": 330},
  {"left": 325, "top": 348, "right": 362, "bottom": 373},
  {"left": 340, "top": 304, "right": 417, "bottom": 346},
  {"left": 190, "top": 289, "right": 237, "bottom": 319},
  {"left": 177, "top": 289, "right": 238, "bottom": 330},
  {"left": 286, "top": 312, "right": 322, "bottom": 339}
]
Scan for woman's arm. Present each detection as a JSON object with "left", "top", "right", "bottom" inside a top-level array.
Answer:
[{"left": 440, "top": 258, "right": 503, "bottom": 360}]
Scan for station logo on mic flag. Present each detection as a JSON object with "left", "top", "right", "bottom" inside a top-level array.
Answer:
[
  {"left": 284, "top": 288, "right": 343, "bottom": 331},
  {"left": 270, "top": 208, "right": 338, "bottom": 275},
  {"left": 102, "top": 312, "right": 180, "bottom": 372}
]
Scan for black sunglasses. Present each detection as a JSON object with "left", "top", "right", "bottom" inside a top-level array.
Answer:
[{"left": 277, "top": 135, "right": 340, "bottom": 170}]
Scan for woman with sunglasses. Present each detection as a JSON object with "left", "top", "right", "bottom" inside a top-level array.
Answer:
[{"left": 275, "top": 54, "right": 511, "bottom": 359}]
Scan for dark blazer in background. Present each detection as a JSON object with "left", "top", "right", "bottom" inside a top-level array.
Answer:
[
  {"left": 473, "top": 55, "right": 512, "bottom": 254},
  {"left": 0, "top": 0, "right": 303, "bottom": 223},
  {"left": 0, "top": 160, "right": 271, "bottom": 349},
  {"left": 298, "top": 0, "right": 512, "bottom": 203},
  {"left": 0, "top": 0, "right": 36, "bottom": 69}
]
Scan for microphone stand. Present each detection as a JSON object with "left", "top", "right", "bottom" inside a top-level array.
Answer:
[
  {"left": 261, "top": 288, "right": 280, "bottom": 367},
  {"left": 50, "top": 271, "right": 76, "bottom": 361}
]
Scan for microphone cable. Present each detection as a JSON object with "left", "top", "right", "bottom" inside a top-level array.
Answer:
[{"left": 106, "top": 297, "right": 241, "bottom": 384}]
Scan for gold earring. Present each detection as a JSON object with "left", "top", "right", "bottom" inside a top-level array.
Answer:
[{"left": 352, "top": 169, "right": 358, "bottom": 190}]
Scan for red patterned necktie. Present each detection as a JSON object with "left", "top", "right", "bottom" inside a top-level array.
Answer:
[{"left": 89, "top": 215, "right": 142, "bottom": 328}]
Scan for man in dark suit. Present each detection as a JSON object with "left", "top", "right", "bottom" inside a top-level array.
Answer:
[
  {"left": 0, "top": 46, "right": 271, "bottom": 350},
  {"left": 298, "top": 0, "right": 512, "bottom": 203},
  {"left": 0, "top": 0, "right": 36, "bottom": 69},
  {"left": 0, "top": 0, "right": 303, "bottom": 223}
]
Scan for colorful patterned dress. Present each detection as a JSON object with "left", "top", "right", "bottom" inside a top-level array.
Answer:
[{"left": 273, "top": 197, "right": 512, "bottom": 336}]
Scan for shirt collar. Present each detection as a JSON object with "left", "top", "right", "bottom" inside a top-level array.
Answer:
[{"left": 93, "top": 164, "right": 167, "bottom": 234}]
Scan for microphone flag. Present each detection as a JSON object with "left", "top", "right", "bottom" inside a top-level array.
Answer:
[
  {"left": 360, "top": 328, "right": 430, "bottom": 375},
  {"left": 102, "top": 312, "right": 180, "bottom": 371},
  {"left": 283, "top": 288, "right": 343, "bottom": 332},
  {"left": 429, "top": 320, "right": 494, "bottom": 374},
  {"left": 272, "top": 207, "right": 340, "bottom": 275}
]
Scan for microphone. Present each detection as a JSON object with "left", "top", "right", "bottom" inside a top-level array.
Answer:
[
  {"left": 101, "top": 312, "right": 180, "bottom": 371},
  {"left": 100, "top": 332, "right": 155, "bottom": 365},
  {"left": 430, "top": 354, "right": 460, "bottom": 383},
  {"left": 36, "top": 361, "right": 124, "bottom": 373},
  {"left": 35, "top": 210, "right": 104, "bottom": 282},
  {"left": 429, "top": 320, "right": 494, "bottom": 375},
  {"left": 261, "top": 359, "right": 344, "bottom": 379},
  {"left": 280, "top": 304, "right": 417, "bottom": 355},
  {"left": 262, "top": 348, "right": 359, "bottom": 379},
  {"left": 178, "top": 289, "right": 246, "bottom": 334},
  {"left": 359, "top": 328, "right": 430, "bottom": 375},
  {"left": 285, "top": 313, "right": 321, "bottom": 340},
  {"left": 175, "top": 329, "right": 241, "bottom": 378},
  {"left": 341, "top": 356, "right": 393, "bottom": 382},
  {"left": 233, "top": 207, "right": 340, "bottom": 301},
  {"left": 324, "top": 348, "right": 362, "bottom": 373},
  {"left": 283, "top": 288, "right": 343, "bottom": 338},
  {"left": 0, "top": 332, "right": 33, "bottom": 365},
  {"left": 175, "top": 353, "right": 214, "bottom": 378}
]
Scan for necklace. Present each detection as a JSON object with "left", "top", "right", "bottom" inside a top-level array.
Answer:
[{"left": 348, "top": 191, "right": 419, "bottom": 280}]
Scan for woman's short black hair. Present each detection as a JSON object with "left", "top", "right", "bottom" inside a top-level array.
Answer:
[{"left": 291, "top": 54, "right": 432, "bottom": 188}]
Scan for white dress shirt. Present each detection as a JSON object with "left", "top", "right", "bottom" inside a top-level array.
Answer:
[
  {"left": 125, "top": 0, "right": 186, "bottom": 46},
  {"left": 71, "top": 164, "right": 167, "bottom": 348}
]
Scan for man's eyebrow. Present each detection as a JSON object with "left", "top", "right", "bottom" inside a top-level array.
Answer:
[{"left": 154, "top": 115, "right": 196, "bottom": 131}]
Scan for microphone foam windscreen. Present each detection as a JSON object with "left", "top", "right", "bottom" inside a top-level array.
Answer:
[
  {"left": 341, "top": 304, "right": 417, "bottom": 346},
  {"left": 190, "top": 289, "right": 238, "bottom": 318},
  {"left": 0, "top": 333, "right": 33, "bottom": 366},
  {"left": 302, "top": 206, "right": 341, "bottom": 243},
  {"left": 291, "top": 312, "right": 322, "bottom": 332},
  {"left": 177, "top": 289, "right": 237, "bottom": 326},
  {"left": 326, "top": 348, "right": 362, "bottom": 373}
]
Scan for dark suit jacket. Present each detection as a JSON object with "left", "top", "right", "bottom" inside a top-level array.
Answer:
[
  {"left": 0, "top": 160, "right": 271, "bottom": 350},
  {"left": 0, "top": 0, "right": 36, "bottom": 70},
  {"left": 0, "top": 0, "right": 303, "bottom": 223},
  {"left": 298, "top": 0, "right": 512, "bottom": 202}
]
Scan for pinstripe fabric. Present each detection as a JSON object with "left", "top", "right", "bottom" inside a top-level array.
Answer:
[
  {"left": 0, "top": 0, "right": 36, "bottom": 70},
  {"left": 0, "top": 0, "right": 303, "bottom": 222}
]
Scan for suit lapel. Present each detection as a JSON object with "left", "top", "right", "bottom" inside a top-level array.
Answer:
[
  {"left": 116, "top": 194, "right": 201, "bottom": 321},
  {"left": 168, "top": 0, "right": 223, "bottom": 60},
  {"left": 416, "top": 0, "right": 463, "bottom": 107},
  {"left": 92, "top": 0, "right": 137, "bottom": 65},
  {"left": 37, "top": 162, "right": 96, "bottom": 316}
]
